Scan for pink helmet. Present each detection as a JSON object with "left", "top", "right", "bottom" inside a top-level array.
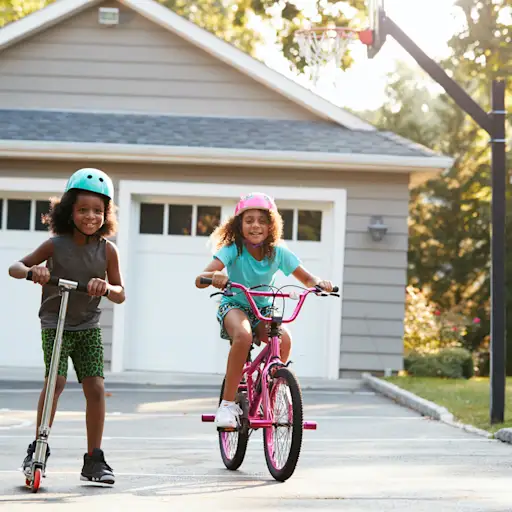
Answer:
[{"left": 234, "top": 192, "right": 277, "bottom": 217}]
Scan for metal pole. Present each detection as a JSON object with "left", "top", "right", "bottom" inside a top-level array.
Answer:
[
  {"left": 490, "top": 79, "right": 507, "bottom": 424},
  {"left": 382, "top": 16, "right": 492, "bottom": 134}
]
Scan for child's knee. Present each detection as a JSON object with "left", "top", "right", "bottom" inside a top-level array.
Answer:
[
  {"left": 55, "top": 376, "right": 67, "bottom": 396},
  {"left": 282, "top": 328, "right": 292, "bottom": 344},
  {"left": 232, "top": 330, "right": 252, "bottom": 347},
  {"left": 82, "top": 377, "right": 105, "bottom": 402}
]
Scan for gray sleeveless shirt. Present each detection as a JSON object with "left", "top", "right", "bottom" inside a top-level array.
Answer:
[{"left": 39, "top": 235, "right": 108, "bottom": 331}]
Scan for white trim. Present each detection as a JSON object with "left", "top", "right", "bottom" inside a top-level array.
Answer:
[
  {"left": 112, "top": 180, "right": 346, "bottom": 379},
  {"left": 0, "top": 0, "right": 95, "bottom": 50},
  {"left": 0, "top": 141, "right": 454, "bottom": 175},
  {"left": 0, "top": 0, "right": 374, "bottom": 131}
]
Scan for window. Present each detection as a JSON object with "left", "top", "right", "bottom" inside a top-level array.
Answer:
[
  {"left": 35, "top": 200, "right": 50, "bottom": 232},
  {"left": 298, "top": 210, "right": 322, "bottom": 241},
  {"left": 140, "top": 203, "right": 164, "bottom": 234},
  {"left": 168, "top": 204, "right": 192, "bottom": 235},
  {"left": 138, "top": 202, "right": 222, "bottom": 237},
  {"left": 277, "top": 208, "right": 323, "bottom": 242},
  {"left": 196, "top": 206, "right": 221, "bottom": 237},
  {"left": 279, "top": 209, "right": 294, "bottom": 240},
  {"left": 7, "top": 199, "right": 31, "bottom": 230}
]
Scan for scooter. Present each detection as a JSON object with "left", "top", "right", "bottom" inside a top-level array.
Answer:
[{"left": 23, "top": 271, "right": 102, "bottom": 492}]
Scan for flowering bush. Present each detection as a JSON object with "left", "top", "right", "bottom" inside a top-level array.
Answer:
[{"left": 404, "top": 285, "right": 480, "bottom": 354}]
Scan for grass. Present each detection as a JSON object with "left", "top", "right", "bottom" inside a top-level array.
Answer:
[{"left": 384, "top": 376, "right": 512, "bottom": 433}]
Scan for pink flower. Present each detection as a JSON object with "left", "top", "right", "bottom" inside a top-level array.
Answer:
[
  {"left": 473, "top": 317, "right": 481, "bottom": 324},
  {"left": 434, "top": 310, "right": 441, "bottom": 316},
  {"left": 452, "top": 326, "right": 458, "bottom": 332}
]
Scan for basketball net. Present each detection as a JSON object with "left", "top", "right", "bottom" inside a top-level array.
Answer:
[{"left": 295, "top": 27, "right": 372, "bottom": 86}]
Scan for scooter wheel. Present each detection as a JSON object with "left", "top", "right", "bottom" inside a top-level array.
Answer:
[{"left": 31, "top": 468, "right": 42, "bottom": 493}]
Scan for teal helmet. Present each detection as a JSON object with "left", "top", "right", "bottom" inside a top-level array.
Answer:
[{"left": 65, "top": 168, "right": 114, "bottom": 202}]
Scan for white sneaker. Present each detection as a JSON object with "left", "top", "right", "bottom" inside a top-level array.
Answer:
[{"left": 215, "top": 401, "right": 243, "bottom": 428}]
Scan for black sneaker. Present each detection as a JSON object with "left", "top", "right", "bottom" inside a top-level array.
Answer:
[
  {"left": 21, "top": 440, "right": 50, "bottom": 477},
  {"left": 80, "top": 448, "right": 115, "bottom": 485}
]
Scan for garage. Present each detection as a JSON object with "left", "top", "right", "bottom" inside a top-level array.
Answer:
[
  {"left": 0, "top": 178, "right": 66, "bottom": 368},
  {"left": 116, "top": 180, "right": 345, "bottom": 379}
]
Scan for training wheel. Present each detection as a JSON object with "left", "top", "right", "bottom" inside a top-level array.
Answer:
[{"left": 31, "top": 468, "right": 42, "bottom": 493}]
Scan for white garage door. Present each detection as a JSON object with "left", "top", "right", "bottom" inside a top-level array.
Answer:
[
  {"left": 0, "top": 196, "right": 51, "bottom": 367},
  {"left": 125, "top": 196, "right": 335, "bottom": 378}
]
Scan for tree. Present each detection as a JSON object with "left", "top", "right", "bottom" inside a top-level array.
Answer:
[{"left": 360, "top": 0, "right": 511, "bottom": 371}]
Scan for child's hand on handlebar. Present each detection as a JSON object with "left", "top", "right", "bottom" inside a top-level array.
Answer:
[
  {"left": 212, "top": 271, "right": 229, "bottom": 290},
  {"left": 28, "top": 265, "right": 50, "bottom": 285},
  {"left": 316, "top": 280, "right": 334, "bottom": 293},
  {"left": 87, "top": 278, "right": 108, "bottom": 297}
]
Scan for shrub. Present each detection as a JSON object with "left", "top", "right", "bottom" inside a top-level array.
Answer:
[{"left": 404, "top": 347, "right": 474, "bottom": 379}]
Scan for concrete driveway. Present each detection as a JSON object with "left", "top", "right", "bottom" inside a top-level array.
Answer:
[{"left": 0, "top": 379, "right": 511, "bottom": 511}]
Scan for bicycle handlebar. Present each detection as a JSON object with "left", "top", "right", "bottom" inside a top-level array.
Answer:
[
  {"left": 26, "top": 271, "right": 108, "bottom": 296},
  {"left": 199, "top": 277, "right": 339, "bottom": 323}
]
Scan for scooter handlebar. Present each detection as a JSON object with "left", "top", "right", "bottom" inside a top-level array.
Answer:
[{"left": 26, "top": 271, "right": 102, "bottom": 295}]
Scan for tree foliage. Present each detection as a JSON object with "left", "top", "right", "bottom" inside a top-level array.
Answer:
[{"left": 360, "top": 0, "right": 511, "bottom": 368}]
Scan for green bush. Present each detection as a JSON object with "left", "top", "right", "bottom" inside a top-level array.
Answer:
[{"left": 405, "top": 347, "right": 474, "bottom": 379}]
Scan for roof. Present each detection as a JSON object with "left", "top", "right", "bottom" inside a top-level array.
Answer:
[
  {"left": 0, "top": 109, "right": 437, "bottom": 158},
  {"left": 0, "top": 0, "right": 375, "bottom": 131}
]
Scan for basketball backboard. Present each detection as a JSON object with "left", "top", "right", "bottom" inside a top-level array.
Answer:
[{"left": 367, "top": 0, "right": 386, "bottom": 58}]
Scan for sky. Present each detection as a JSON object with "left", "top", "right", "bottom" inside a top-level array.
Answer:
[{"left": 255, "top": 0, "right": 466, "bottom": 112}]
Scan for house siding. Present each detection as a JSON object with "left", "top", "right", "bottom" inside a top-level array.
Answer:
[
  {"left": 0, "top": 1, "right": 319, "bottom": 121},
  {"left": 0, "top": 160, "right": 408, "bottom": 375}
]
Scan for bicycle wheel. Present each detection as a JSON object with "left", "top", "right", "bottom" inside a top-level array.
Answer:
[
  {"left": 218, "top": 378, "right": 250, "bottom": 471},
  {"left": 263, "top": 367, "right": 303, "bottom": 481}
]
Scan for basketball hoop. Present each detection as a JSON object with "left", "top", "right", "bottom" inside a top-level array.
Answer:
[{"left": 295, "top": 27, "right": 374, "bottom": 84}]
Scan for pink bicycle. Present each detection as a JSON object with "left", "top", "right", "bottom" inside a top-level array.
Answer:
[{"left": 200, "top": 278, "right": 339, "bottom": 481}]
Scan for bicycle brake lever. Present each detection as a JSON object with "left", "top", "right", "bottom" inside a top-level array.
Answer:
[{"left": 209, "top": 292, "right": 223, "bottom": 298}]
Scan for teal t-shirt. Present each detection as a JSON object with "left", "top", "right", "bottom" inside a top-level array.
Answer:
[{"left": 214, "top": 243, "right": 301, "bottom": 308}]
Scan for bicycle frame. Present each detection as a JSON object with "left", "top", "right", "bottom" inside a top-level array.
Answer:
[{"left": 202, "top": 281, "right": 336, "bottom": 430}]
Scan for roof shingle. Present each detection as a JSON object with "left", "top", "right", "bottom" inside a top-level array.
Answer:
[{"left": 0, "top": 109, "right": 439, "bottom": 158}]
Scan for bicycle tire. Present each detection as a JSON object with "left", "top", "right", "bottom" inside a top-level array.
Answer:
[
  {"left": 263, "top": 367, "right": 303, "bottom": 481},
  {"left": 218, "top": 378, "right": 250, "bottom": 471}
]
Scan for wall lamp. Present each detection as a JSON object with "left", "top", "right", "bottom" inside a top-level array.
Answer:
[{"left": 368, "top": 215, "right": 388, "bottom": 242}]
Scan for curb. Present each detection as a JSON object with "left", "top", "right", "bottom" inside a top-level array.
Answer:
[{"left": 362, "top": 373, "right": 492, "bottom": 439}]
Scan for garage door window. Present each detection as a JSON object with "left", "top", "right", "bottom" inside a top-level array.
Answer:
[
  {"left": 0, "top": 199, "right": 50, "bottom": 232},
  {"left": 168, "top": 205, "right": 192, "bottom": 235},
  {"left": 140, "top": 203, "right": 221, "bottom": 237},
  {"left": 278, "top": 208, "right": 322, "bottom": 242}
]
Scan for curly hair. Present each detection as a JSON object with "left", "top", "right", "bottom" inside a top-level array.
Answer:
[
  {"left": 210, "top": 209, "right": 283, "bottom": 260},
  {"left": 42, "top": 189, "right": 118, "bottom": 238}
]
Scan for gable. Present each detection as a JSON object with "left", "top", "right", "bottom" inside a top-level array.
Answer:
[{"left": 0, "top": 1, "right": 324, "bottom": 121}]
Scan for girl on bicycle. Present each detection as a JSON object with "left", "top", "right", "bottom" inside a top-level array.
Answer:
[
  {"left": 195, "top": 192, "right": 333, "bottom": 428},
  {"left": 8, "top": 167, "right": 125, "bottom": 485}
]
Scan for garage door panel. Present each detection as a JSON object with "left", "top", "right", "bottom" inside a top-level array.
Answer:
[
  {"left": 127, "top": 251, "right": 219, "bottom": 373},
  {"left": 0, "top": 233, "right": 49, "bottom": 368}
]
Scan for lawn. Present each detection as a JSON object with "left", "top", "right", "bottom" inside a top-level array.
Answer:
[{"left": 384, "top": 376, "right": 512, "bottom": 433}]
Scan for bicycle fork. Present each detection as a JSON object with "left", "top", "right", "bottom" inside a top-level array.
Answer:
[{"left": 31, "top": 285, "right": 71, "bottom": 478}]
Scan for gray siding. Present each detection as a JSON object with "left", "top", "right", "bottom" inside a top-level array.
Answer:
[
  {"left": 0, "top": 2, "right": 318, "bottom": 121},
  {"left": 0, "top": 160, "right": 408, "bottom": 374}
]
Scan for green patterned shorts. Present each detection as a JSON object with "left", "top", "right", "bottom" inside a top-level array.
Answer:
[
  {"left": 41, "top": 328, "right": 104, "bottom": 383},
  {"left": 217, "top": 302, "right": 274, "bottom": 341}
]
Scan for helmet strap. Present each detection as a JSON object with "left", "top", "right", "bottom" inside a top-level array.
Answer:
[{"left": 244, "top": 239, "right": 265, "bottom": 249}]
